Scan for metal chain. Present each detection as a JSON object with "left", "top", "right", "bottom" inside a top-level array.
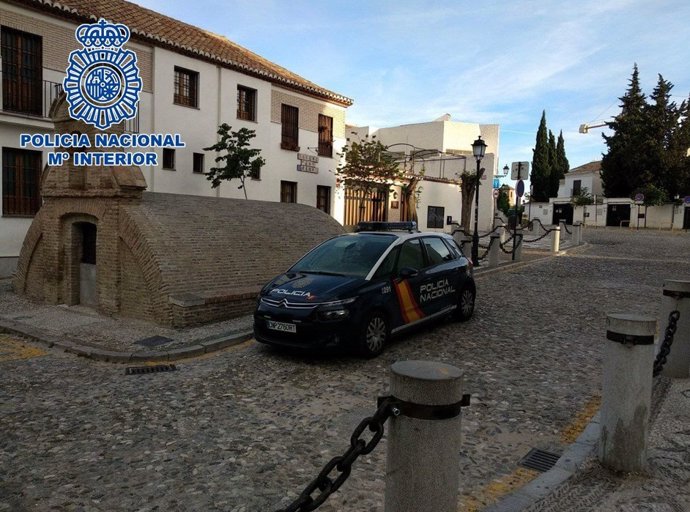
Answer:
[
  {"left": 528, "top": 218, "right": 549, "bottom": 232},
  {"left": 275, "top": 398, "right": 398, "bottom": 512},
  {"left": 561, "top": 222, "right": 573, "bottom": 234},
  {"left": 523, "top": 229, "right": 556, "bottom": 243},
  {"left": 653, "top": 310, "right": 681, "bottom": 377},
  {"left": 499, "top": 236, "right": 514, "bottom": 254},
  {"left": 478, "top": 225, "right": 504, "bottom": 239}
]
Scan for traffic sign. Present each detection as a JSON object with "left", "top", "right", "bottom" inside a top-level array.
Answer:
[
  {"left": 516, "top": 180, "right": 525, "bottom": 198},
  {"left": 493, "top": 178, "right": 500, "bottom": 189},
  {"left": 493, "top": 189, "right": 499, "bottom": 198},
  {"left": 511, "top": 161, "right": 530, "bottom": 180},
  {"left": 684, "top": 195, "right": 690, "bottom": 204},
  {"left": 634, "top": 193, "right": 644, "bottom": 202}
]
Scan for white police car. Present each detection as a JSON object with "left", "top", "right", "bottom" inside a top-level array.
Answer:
[{"left": 253, "top": 222, "right": 476, "bottom": 357}]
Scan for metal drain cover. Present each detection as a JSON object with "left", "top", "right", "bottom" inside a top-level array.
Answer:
[
  {"left": 518, "top": 448, "right": 561, "bottom": 472},
  {"left": 125, "top": 364, "right": 177, "bottom": 375}
]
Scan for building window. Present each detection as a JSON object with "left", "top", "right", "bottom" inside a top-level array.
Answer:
[
  {"left": 1, "top": 27, "right": 43, "bottom": 116},
  {"left": 162, "top": 148, "right": 175, "bottom": 170},
  {"left": 193, "top": 152, "right": 204, "bottom": 173},
  {"left": 318, "top": 114, "right": 333, "bottom": 158},
  {"left": 174, "top": 67, "right": 198, "bottom": 107},
  {"left": 427, "top": 206, "right": 445, "bottom": 229},
  {"left": 281, "top": 104, "right": 299, "bottom": 151},
  {"left": 280, "top": 181, "right": 297, "bottom": 203},
  {"left": 317, "top": 185, "right": 331, "bottom": 214},
  {"left": 237, "top": 85, "right": 256, "bottom": 121},
  {"left": 573, "top": 179, "right": 582, "bottom": 196},
  {"left": 2, "top": 147, "right": 42, "bottom": 216}
]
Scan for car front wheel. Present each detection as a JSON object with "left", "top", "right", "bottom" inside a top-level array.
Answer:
[
  {"left": 455, "top": 286, "right": 475, "bottom": 322},
  {"left": 358, "top": 312, "right": 388, "bottom": 358}
]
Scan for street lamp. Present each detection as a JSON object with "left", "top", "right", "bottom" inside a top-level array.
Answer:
[{"left": 471, "top": 135, "right": 487, "bottom": 266}]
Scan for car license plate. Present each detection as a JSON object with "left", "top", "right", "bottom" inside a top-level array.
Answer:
[{"left": 267, "top": 320, "right": 296, "bottom": 333}]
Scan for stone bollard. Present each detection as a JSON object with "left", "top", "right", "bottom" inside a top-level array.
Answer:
[
  {"left": 660, "top": 280, "right": 690, "bottom": 378},
  {"left": 573, "top": 221, "right": 582, "bottom": 245},
  {"left": 460, "top": 236, "right": 472, "bottom": 256},
  {"left": 599, "top": 313, "right": 657, "bottom": 473},
  {"left": 551, "top": 227, "right": 560, "bottom": 254},
  {"left": 488, "top": 233, "right": 500, "bottom": 267},
  {"left": 385, "top": 361, "right": 464, "bottom": 512},
  {"left": 499, "top": 224, "right": 507, "bottom": 245},
  {"left": 559, "top": 219, "right": 567, "bottom": 241}
]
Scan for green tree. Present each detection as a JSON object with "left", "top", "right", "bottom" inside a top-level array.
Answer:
[
  {"left": 335, "top": 135, "right": 403, "bottom": 223},
  {"left": 547, "top": 130, "right": 558, "bottom": 197},
  {"left": 555, "top": 131, "right": 570, "bottom": 193},
  {"left": 204, "top": 124, "right": 265, "bottom": 199},
  {"left": 671, "top": 96, "right": 690, "bottom": 196},
  {"left": 571, "top": 186, "right": 594, "bottom": 206},
  {"left": 601, "top": 64, "right": 649, "bottom": 197},
  {"left": 497, "top": 185, "right": 511, "bottom": 215},
  {"left": 531, "top": 111, "right": 551, "bottom": 202}
]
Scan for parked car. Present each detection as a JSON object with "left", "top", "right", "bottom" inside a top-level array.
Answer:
[{"left": 253, "top": 221, "right": 476, "bottom": 357}]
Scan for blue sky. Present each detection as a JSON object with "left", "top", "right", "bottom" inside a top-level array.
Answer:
[{"left": 135, "top": 0, "right": 690, "bottom": 177}]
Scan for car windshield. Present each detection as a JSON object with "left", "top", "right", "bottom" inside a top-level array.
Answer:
[{"left": 291, "top": 234, "right": 397, "bottom": 278}]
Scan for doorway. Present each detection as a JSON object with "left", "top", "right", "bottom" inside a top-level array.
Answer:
[
  {"left": 683, "top": 207, "right": 690, "bottom": 230},
  {"left": 77, "top": 222, "right": 97, "bottom": 306},
  {"left": 606, "top": 204, "right": 631, "bottom": 227},
  {"left": 552, "top": 203, "right": 574, "bottom": 225}
]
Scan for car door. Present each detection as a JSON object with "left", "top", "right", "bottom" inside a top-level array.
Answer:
[
  {"left": 419, "top": 236, "right": 459, "bottom": 316},
  {"left": 391, "top": 238, "right": 430, "bottom": 325}
]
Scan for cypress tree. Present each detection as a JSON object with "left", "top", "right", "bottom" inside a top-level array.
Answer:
[
  {"left": 555, "top": 131, "right": 570, "bottom": 192},
  {"left": 547, "top": 130, "right": 558, "bottom": 197},
  {"left": 645, "top": 75, "right": 679, "bottom": 195},
  {"left": 601, "top": 64, "right": 648, "bottom": 197},
  {"left": 531, "top": 111, "right": 551, "bottom": 202}
]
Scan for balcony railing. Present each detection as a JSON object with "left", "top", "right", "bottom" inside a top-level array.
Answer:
[{"left": 1, "top": 71, "right": 139, "bottom": 132}]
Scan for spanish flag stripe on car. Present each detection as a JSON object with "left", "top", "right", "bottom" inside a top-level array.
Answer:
[{"left": 393, "top": 280, "right": 425, "bottom": 324}]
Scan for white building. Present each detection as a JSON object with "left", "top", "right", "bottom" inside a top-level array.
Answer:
[
  {"left": 346, "top": 118, "right": 499, "bottom": 233},
  {"left": 0, "top": 0, "right": 351, "bottom": 276}
]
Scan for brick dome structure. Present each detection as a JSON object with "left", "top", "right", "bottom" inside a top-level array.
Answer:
[{"left": 14, "top": 97, "right": 345, "bottom": 327}]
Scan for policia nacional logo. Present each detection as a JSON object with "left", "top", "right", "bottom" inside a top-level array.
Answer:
[{"left": 63, "top": 19, "right": 142, "bottom": 130}]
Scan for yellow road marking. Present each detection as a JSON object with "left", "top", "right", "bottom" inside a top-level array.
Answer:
[
  {"left": 459, "top": 394, "right": 601, "bottom": 511},
  {"left": 0, "top": 334, "right": 46, "bottom": 362}
]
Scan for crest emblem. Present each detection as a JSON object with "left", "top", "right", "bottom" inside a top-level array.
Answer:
[{"left": 63, "top": 19, "right": 142, "bottom": 130}]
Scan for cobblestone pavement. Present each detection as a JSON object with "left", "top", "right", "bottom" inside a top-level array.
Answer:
[{"left": 1, "top": 228, "right": 688, "bottom": 511}]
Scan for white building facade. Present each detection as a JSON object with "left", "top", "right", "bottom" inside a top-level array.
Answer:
[{"left": 0, "top": 0, "right": 351, "bottom": 276}]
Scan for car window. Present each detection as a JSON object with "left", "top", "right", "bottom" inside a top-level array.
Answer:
[
  {"left": 290, "top": 234, "right": 396, "bottom": 278},
  {"left": 423, "top": 237, "right": 453, "bottom": 266},
  {"left": 372, "top": 246, "right": 400, "bottom": 280},
  {"left": 444, "top": 238, "right": 462, "bottom": 259},
  {"left": 395, "top": 239, "right": 425, "bottom": 272}
]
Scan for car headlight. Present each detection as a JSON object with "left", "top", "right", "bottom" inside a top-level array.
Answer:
[{"left": 317, "top": 296, "right": 358, "bottom": 321}]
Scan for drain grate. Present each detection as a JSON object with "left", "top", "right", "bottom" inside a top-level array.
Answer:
[
  {"left": 125, "top": 364, "right": 177, "bottom": 375},
  {"left": 518, "top": 448, "right": 561, "bottom": 472},
  {"left": 135, "top": 335, "right": 174, "bottom": 347}
]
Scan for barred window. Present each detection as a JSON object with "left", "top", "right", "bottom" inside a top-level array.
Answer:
[
  {"left": 237, "top": 85, "right": 256, "bottom": 121},
  {"left": 318, "top": 114, "right": 333, "bottom": 158},
  {"left": 2, "top": 147, "right": 42, "bottom": 216},
  {"left": 174, "top": 67, "right": 198, "bottom": 107},
  {"left": 427, "top": 206, "right": 445, "bottom": 229},
  {"left": 281, "top": 181, "right": 297, "bottom": 203},
  {"left": 193, "top": 152, "right": 204, "bottom": 174},
  {"left": 162, "top": 148, "right": 175, "bottom": 170},
  {"left": 281, "top": 104, "right": 299, "bottom": 151},
  {"left": 317, "top": 185, "right": 331, "bottom": 214}
]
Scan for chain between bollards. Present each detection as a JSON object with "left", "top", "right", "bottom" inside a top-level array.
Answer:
[{"left": 653, "top": 310, "right": 680, "bottom": 377}]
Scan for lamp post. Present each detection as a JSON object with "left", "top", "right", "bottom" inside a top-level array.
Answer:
[{"left": 471, "top": 136, "right": 487, "bottom": 266}]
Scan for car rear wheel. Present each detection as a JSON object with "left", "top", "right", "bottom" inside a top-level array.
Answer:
[
  {"left": 358, "top": 312, "right": 388, "bottom": 358},
  {"left": 455, "top": 286, "right": 475, "bottom": 322}
]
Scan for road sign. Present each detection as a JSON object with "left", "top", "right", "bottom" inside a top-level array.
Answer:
[
  {"left": 516, "top": 180, "right": 525, "bottom": 198},
  {"left": 511, "top": 161, "right": 530, "bottom": 180},
  {"left": 684, "top": 195, "right": 690, "bottom": 204},
  {"left": 634, "top": 193, "right": 644, "bottom": 202},
  {"left": 493, "top": 189, "right": 499, "bottom": 198},
  {"left": 493, "top": 178, "right": 500, "bottom": 189}
]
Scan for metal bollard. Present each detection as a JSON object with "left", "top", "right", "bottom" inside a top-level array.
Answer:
[
  {"left": 499, "top": 224, "right": 507, "bottom": 245},
  {"left": 599, "top": 313, "right": 656, "bottom": 473},
  {"left": 660, "top": 280, "right": 690, "bottom": 377},
  {"left": 551, "top": 227, "right": 560, "bottom": 254},
  {"left": 385, "top": 361, "right": 464, "bottom": 512},
  {"left": 488, "top": 233, "right": 500, "bottom": 267}
]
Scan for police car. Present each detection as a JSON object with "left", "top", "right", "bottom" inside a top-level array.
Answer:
[{"left": 253, "top": 221, "right": 476, "bottom": 357}]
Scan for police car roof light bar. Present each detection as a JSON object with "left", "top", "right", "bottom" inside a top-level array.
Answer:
[{"left": 356, "top": 221, "right": 418, "bottom": 233}]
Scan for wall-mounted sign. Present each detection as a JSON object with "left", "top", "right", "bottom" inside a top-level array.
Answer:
[
  {"left": 391, "top": 200, "right": 399, "bottom": 209},
  {"left": 297, "top": 153, "right": 319, "bottom": 174}
]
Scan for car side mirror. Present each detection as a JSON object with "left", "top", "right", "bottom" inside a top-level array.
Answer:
[{"left": 398, "top": 267, "right": 419, "bottom": 279}]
